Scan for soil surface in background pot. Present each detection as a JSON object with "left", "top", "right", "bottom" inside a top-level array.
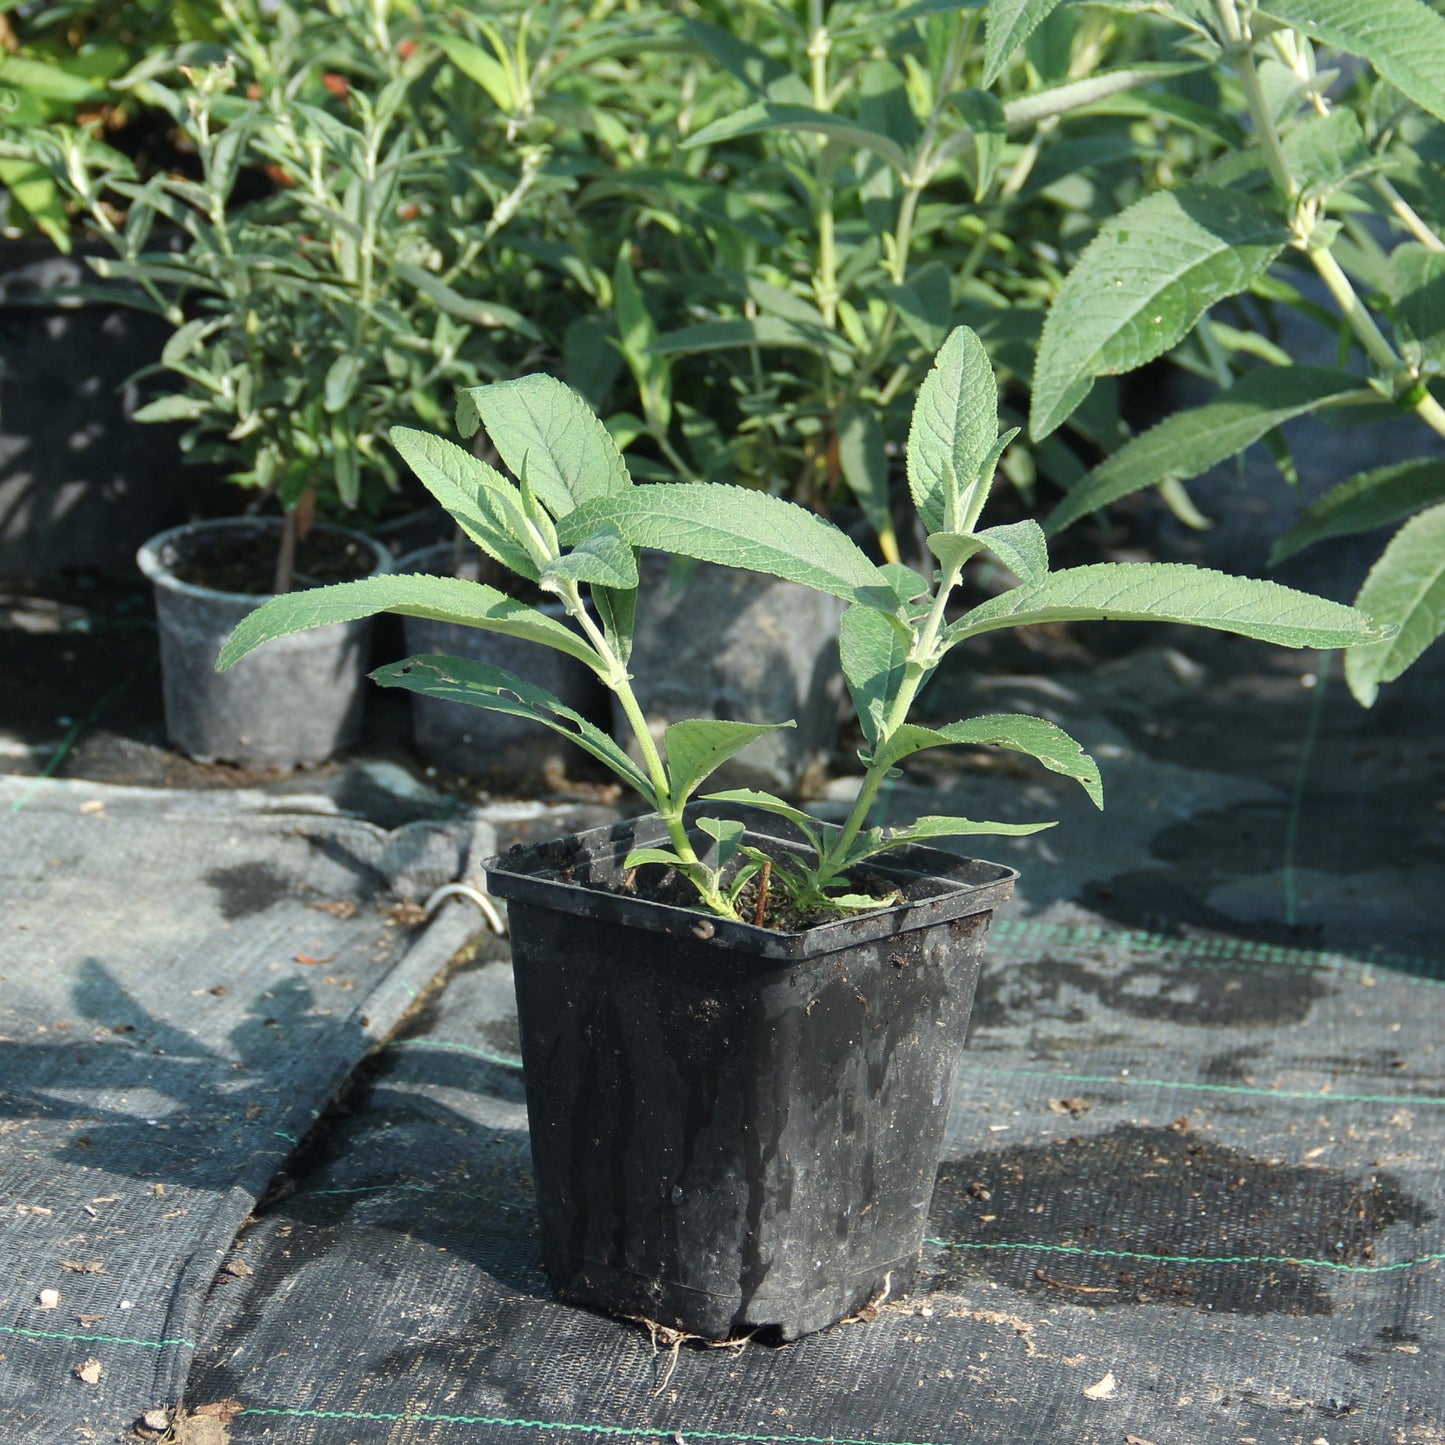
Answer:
[{"left": 172, "top": 526, "right": 380, "bottom": 594}]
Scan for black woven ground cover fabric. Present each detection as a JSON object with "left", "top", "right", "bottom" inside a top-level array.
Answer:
[
  {"left": 0, "top": 778, "right": 492, "bottom": 1441},
  {"left": 178, "top": 905, "right": 1445, "bottom": 1445}
]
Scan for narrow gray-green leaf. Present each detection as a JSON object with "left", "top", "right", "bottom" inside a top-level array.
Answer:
[
  {"left": 1256, "top": 0, "right": 1445, "bottom": 123},
  {"left": 682, "top": 100, "right": 909, "bottom": 175},
  {"left": 1030, "top": 187, "right": 1290, "bottom": 441},
  {"left": 839, "top": 604, "right": 909, "bottom": 749},
  {"left": 133, "top": 394, "right": 210, "bottom": 423},
  {"left": 927, "top": 532, "right": 990, "bottom": 574},
  {"left": 623, "top": 846, "right": 687, "bottom": 870},
  {"left": 664, "top": 718, "right": 794, "bottom": 804},
  {"left": 1271, "top": 457, "right": 1445, "bottom": 562},
  {"left": 983, "top": 0, "right": 1073, "bottom": 87},
  {"left": 390, "top": 426, "right": 537, "bottom": 580},
  {"left": 700, "top": 788, "right": 824, "bottom": 851},
  {"left": 559, "top": 485, "right": 888, "bottom": 605},
  {"left": 976, "top": 520, "right": 1050, "bottom": 584},
  {"left": 217, "top": 574, "right": 602, "bottom": 674},
  {"left": 908, "top": 326, "right": 1000, "bottom": 534},
  {"left": 882, "top": 714, "right": 1103, "bottom": 806},
  {"left": 1001, "top": 63, "right": 1206, "bottom": 130},
  {"left": 456, "top": 374, "right": 632, "bottom": 518},
  {"left": 323, "top": 352, "right": 364, "bottom": 414},
  {"left": 950, "top": 562, "right": 1389, "bottom": 649},
  {"left": 394, "top": 262, "right": 540, "bottom": 337},
  {"left": 1388, "top": 243, "right": 1445, "bottom": 369},
  {"left": 1048, "top": 367, "right": 1370, "bottom": 532},
  {"left": 649, "top": 316, "right": 853, "bottom": 364},
  {"left": 539, "top": 523, "right": 639, "bottom": 592},
  {"left": 1343, "top": 502, "right": 1445, "bottom": 706},
  {"left": 374, "top": 655, "right": 653, "bottom": 799}
]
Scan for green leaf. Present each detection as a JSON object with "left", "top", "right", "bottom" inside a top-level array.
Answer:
[
  {"left": 663, "top": 718, "right": 793, "bottom": 804},
  {"left": 840, "top": 605, "right": 909, "bottom": 749},
  {"left": 394, "top": 263, "right": 541, "bottom": 338},
  {"left": 1271, "top": 457, "right": 1445, "bottom": 562},
  {"left": 699, "top": 788, "right": 824, "bottom": 853},
  {"left": 696, "top": 815, "right": 747, "bottom": 871},
  {"left": 390, "top": 427, "right": 538, "bottom": 581},
  {"left": 949, "top": 90, "right": 1007, "bottom": 200},
  {"left": 0, "top": 54, "right": 107, "bottom": 103},
  {"left": 682, "top": 100, "right": 909, "bottom": 175},
  {"left": 950, "top": 562, "right": 1391, "bottom": 649},
  {"left": 375, "top": 655, "right": 655, "bottom": 801},
  {"left": 435, "top": 33, "right": 515, "bottom": 111},
  {"left": 882, "top": 714, "right": 1103, "bottom": 806},
  {"left": 559, "top": 485, "right": 888, "bottom": 605},
  {"left": 843, "top": 814, "right": 1055, "bottom": 869},
  {"left": 1388, "top": 243, "right": 1445, "bottom": 369},
  {"left": 976, "top": 520, "right": 1050, "bottom": 584},
  {"left": 456, "top": 374, "right": 632, "bottom": 519},
  {"left": 983, "top": 0, "right": 1073, "bottom": 87},
  {"left": 881, "top": 261, "right": 954, "bottom": 351},
  {"left": 1280, "top": 109, "right": 1382, "bottom": 200},
  {"left": 1344, "top": 502, "right": 1445, "bottom": 705},
  {"left": 649, "top": 316, "right": 852, "bottom": 365},
  {"left": 132, "top": 394, "right": 210, "bottom": 423},
  {"left": 1001, "top": 63, "right": 1208, "bottom": 129},
  {"left": 613, "top": 245, "right": 671, "bottom": 433},
  {"left": 907, "top": 326, "right": 1000, "bottom": 534},
  {"left": 1030, "top": 187, "right": 1290, "bottom": 441},
  {"left": 217, "top": 574, "right": 603, "bottom": 674},
  {"left": 540, "top": 522, "right": 639, "bottom": 592},
  {"left": 1256, "top": 0, "right": 1445, "bottom": 123},
  {"left": 836, "top": 401, "right": 892, "bottom": 547},
  {"left": 623, "top": 846, "right": 688, "bottom": 870},
  {"left": 926, "top": 532, "right": 989, "bottom": 573},
  {"left": 324, "top": 352, "right": 364, "bottom": 414},
  {"left": 1047, "top": 367, "right": 1372, "bottom": 532}
]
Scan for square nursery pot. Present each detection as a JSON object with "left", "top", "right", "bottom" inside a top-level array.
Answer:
[
  {"left": 136, "top": 517, "right": 391, "bottom": 768},
  {"left": 395, "top": 542, "right": 606, "bottom": 783},
  {"left": 483, "top": 812, "right": 1017, "bottom": 1341}
]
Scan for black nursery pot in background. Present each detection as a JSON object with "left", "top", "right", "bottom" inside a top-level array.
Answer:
[{"left": 484, "top": 814, "right": 1016, "bottom": 1341}]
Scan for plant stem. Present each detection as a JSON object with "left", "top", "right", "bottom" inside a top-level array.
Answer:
[
  {"left": 1373, "top": 177, "right": 1445, "bottom": 253},
  {"left": 1308, "top": 244, "right": 1400, "bottom": 374}
]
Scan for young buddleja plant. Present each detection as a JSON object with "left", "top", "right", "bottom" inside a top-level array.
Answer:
[{"left": 220, "top": 327, "right": 1387, "bottom": 921}]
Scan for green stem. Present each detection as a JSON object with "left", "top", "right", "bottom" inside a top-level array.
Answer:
[
  {"left": 818, "top": 561, "right": 964, "bottom": 879},
  {"left": 1373, "top": 176, "right": 1445, "bottom": 253},
  {"left": 1215, "top": 0, "right": 1298, "bottom": 203},
  {"left": 1308, "top": 244, "right": 1403, "bottom": 376}
]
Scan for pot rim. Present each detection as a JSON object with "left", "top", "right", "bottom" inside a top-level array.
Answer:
[
  {"left": 484, "top": 809, "right": 1017, "bottom": 961},
  {"left": 136, "top": 516, "right": 392, "bottom": 605}
]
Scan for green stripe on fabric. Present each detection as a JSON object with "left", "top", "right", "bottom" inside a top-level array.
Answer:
[
  {"left": 0, "top": 1322, "right": 192, "bottom": 1349},
  {"left": 239, "top": 1410, "right": 956, "bottom": 1445},
  {"left": 957, "top": 1063, "right": 1445, "bottom": 1109},
  {"left": 927, "top": 1236, "right": 1445, "bottom": 1274},
  {"left": 386, "top": 1037, "right": 524, "bottom": 1070},
  {"left": 988, "top": 917, "right": 1445, "bottom": 983}
]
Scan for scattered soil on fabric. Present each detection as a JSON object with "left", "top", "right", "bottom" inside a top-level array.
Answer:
[
  {"left": 204, "top": 861, "right": 294, "bottom": 921},
  {"left": 970, "top": 948, "right": 1335, "bottom": 1031},
  {"left": 930, "top": 1123, "right": 1432, "bottom": 1316},
  {"left": 172, "top": 527, "right": 377, "bottom": 594}
]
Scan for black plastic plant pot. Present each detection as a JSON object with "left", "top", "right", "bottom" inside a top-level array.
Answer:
[{"left": 483, "top": 813, "right": 1016, "bottom": 1342}]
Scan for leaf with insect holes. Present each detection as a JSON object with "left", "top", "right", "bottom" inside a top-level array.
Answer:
[
  {"left": 373, "top": 655, "right": 656, "bottom": 802},
  {"left": 559, "top": 485, "right": 889, "bottom": 605},
  {"left": 1344, "top": 502, "right": 1445, "bottom": 706},
  {"left": 908, "top": 326, "right": 1001, "bottom": 535},
  {"left": 1030, "top": 187, "right": 1289, "bottom": 441},
  {"left": 949, "top": 563, "right": 1388, "bottom": 650},
  {"left": 456, "top": 373, "right": 632, "bottom": 518},
  {"left": 881, "top": 714, "right": 1104, "bottom": 807},
  {"left": 217, "top": 574, "right": 602, "bottom": 674},
  {"left": 390, "top": 427, "right": 538, "bottom": 580},
  {"left": 663, "top": 719, "right": 794, "bottom": 804}
]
